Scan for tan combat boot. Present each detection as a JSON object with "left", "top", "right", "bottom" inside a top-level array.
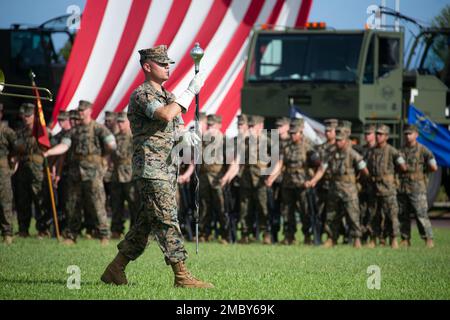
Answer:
[
  {"left": 3, "top": 235, "right": 13, "bottom": 245},
  {"left": 390, "top": 237, "right": 399, "bottom": 249},
  {"left": 171, "top": 261, "right": 214, "bottom": 288},
  {"left": 100, "top": 237, "right": 110, "bottom": 246},
  {"left": 101, "top": 252, "right": 130, "bottom": 285},
  {"left": 323, "top": 238, "right": 334, "bottom": 248},
  {"left": 426, "top": 238, "right": 434, "bottom": 248},
  {"left": 353, "top": 238, "right": 362, "bottom": 249},
  {"left": 400, "top": 239, "right": 411, "bottom": 247},
  {"left": 263, "top": 232, "right": 272, "bottom": 245},
  {"left": 63, "top": 238, "right": 75, "bottom": 245},
  {"left": 366, "top": 237, "right": 376, "bottom": 248},
  {"left": 238, "top": 236, "right": 249, "bottom": 244},
  {"left": 219, "top": 238, "right": 229, "bottom": 245}
]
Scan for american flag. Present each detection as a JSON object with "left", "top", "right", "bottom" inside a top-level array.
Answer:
[{"left": 52, "top": 0, "right": 313, "bottom": 136}]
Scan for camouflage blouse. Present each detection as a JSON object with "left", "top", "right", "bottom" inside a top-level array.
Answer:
[
  {"left": 399, "top": 143, "right": 436, "bottom": 194},
  {"left": 128, "top": 81, "right": 181, "bottom": 181}
]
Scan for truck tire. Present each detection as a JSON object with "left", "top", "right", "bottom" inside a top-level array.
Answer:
[{"left": 427, "top": 166, "right": 442, "bottom": 208}]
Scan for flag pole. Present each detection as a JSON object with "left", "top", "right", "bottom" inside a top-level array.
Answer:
[{"left": 29, "top": 70, "right": 61, "bottom": 241}]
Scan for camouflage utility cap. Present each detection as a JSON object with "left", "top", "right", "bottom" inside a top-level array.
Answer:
[
  {"left": 78, "top": 100, "right": 92, "bottom": 111},
  {"left": 237, "top": 114, "right": 248, "bottom": 125},
  {"left": 276, "top": 117, "right": 290, "bottom": 127},
  {"left": 289, "top": 118, "right": 304, "bottom": 133},
  {"left": 20, "top": 103, "right": 35, "bottom": 116},
  {"left": 376, "top": 124, "right": 390, "bottom": 135},
  {"left": 139, "top": 45, "right": 175, "bottom": 64},
  {"left": 335, "top": 127, "right": 349, "bottom": 140},
  {"left": 199, "top": 112, "right": 207, "bottom": 122},
  {"left": 339, "top": 120, "right": 352, "bottom": 135},
  {"left": 324, "top": 118, "right": 338, "bottom": 130},
  {"left": 69, "top": 110, "right": 80, "bottom": 120},
  {"left": 57, "top": 111, "right": 69, "bottom": 121},
  {"left": 248, "top": 115, "right": 264, "bottom": 126},
  {"left": 117, "top": 112, "right": 128, "bottom": 122},
  {"left": 403, "top": 124, "right": 418, "bottom": 134},
  {"left": 105, "top": 111, "right": 117, "bottom": 121},
  {"left": 364, "top": 123, "right": 376, "bottom": 133}
]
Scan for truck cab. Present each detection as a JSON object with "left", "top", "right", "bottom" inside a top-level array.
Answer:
[{"left": 242, "top": 26, "right": 449, "bottom": 146}]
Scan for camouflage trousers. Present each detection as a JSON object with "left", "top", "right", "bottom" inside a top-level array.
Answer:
[
  {"left": 118, "top": 178, "right": 188, "bottom": 265},
  {"left": 65, "top": 177, "right": 109, "bottom": 240},
  {"left": 359, "top": 192, "right": 375, "bottom": 241},
  {"left": 240, "top": 184, "right": 269, "bottom": 238},
  {"left": 110, "top": 181, "right": 138, "bottom": 234},
  {"left": 325, "top": 194, "right": 361, "bottom": 241},
  {"left": 13, "top": 163, "right": 52, "bottom": 233},
  {"left": 398, "top": 192, "right": 433, "bottom": 240},
  {"left": 0, "top": 164, "right": 14, "bottom": 236},
  {"left": 367, "top": 194, "right": 400, "bottom": 239},
  {"left": 199, "top": 174, "right": 229, "bottom": 240},
  {"left": 281, "top": 187, "right": 309, "bottom": 239},
  {"left": 316, "top": 186, "right": 329, "bottom": 235}
]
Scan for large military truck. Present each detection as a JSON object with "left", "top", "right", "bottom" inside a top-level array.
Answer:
[
  {"left": 241, "top": 24, "right": 450, "bottom": 202},
  {"left": 0, "top": 15, "right": 74, "bottom": 128}
]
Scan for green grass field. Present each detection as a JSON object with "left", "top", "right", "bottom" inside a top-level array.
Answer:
[{"left": 1, "top": 227, "right": 450, "bottom": 300}]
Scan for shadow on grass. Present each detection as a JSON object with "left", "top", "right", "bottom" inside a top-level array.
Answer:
[
  {"left": 0, "top": 277, "right": 142, "bottom": 288},
  {"left": 0, "top": 277, "right": 97, "bottom": 286}
]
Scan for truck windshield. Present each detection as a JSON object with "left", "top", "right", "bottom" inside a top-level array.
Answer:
[{"left": 248, "top": 33, "right": 363, "bottom": 83}]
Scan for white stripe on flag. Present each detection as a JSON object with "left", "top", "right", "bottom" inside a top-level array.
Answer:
[
  {"left": 65, "top": 0, "right": 133, "bottom": 112},
  {"left": 99, "top": 0, "right": 175, "bottom": 121}
]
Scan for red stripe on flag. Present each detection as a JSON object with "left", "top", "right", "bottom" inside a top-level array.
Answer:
[
  {"left": 215, "top": 65, "right": 245, "bottom": 133},
  {"left": 182, "top": 0, "right": 265, "bottom": 125},
  {"left": 295, "top": 0, "right": 313, "bottom": 27},
  {"left": 217, "top": 0, "right": 287, "bottom": 132},
  {"left": 113, "top": 0, "right": 192, "bottom": 112},
  {"left": 52, "top": 0, "right": 108, "bottom": 125},
  {"left": 266, "top": 0, "right": 284, "bottom": 25},
  {"left": 91, "top": 0, "right": 152, "bottom": 119},
  {"left": 164, "top": 0, "right": 232, "bottom": 91}
]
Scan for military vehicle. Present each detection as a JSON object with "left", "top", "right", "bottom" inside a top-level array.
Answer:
[
  {"left": 0, "top": 15, "right": 74, "bottom": 128},
  {"left": 241, "top": 20, "right": 450, "bottom": 202}
]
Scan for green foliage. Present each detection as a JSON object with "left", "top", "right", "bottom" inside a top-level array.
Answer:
[
  {"left": 1, "top": 229, "right": 450, "bottom": 300},
  {"left": 432, "top": 5, "right": 450, "bottom": 28}
]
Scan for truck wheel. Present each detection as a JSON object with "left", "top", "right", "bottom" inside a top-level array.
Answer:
[{"left": 427, "top": 166, "right": 442, "bottom": 208}]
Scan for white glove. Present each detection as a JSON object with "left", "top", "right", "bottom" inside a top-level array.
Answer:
[
  {"left": 179, "top": 129, "right": 201, "bottom": 147},
  {"left": 175, "top": 71, "right": 206, "bottom": 112}
]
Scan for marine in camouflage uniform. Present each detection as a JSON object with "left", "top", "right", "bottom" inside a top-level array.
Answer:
[
  {"left": 199, "top": 114, "right": 229, "bottom": 243},
  {"left": 220, "top": 114, "right": 249, "bottom": 243},
  {"left": 13, "top": 103, "right": 52, "bottom": 237},
  {"left": 269, "top": 117, "right": 290, "bottom": 243},
  {"left": 239, "top": 115, "right": 272, "bottom": 244},
  {"left": 44, "top": 100, "right": 116, "bottom": 244},
  {"left": 101, "top": 45, "right": 213, "bottom": 288},
  {"left": 267, "top": 118, "right": 317, "bottom": 245},
  {"left": 398, "top": 124, "right": 437, "bottom": 248},
  {"left": 365, "top": 124, "right": 407, "bottom": 249},
  {"left": 0, "top": 103, "right": 17, "bottom": 244},
  {"left": 315, "top": 119, "right": 338, "bottom": 238},
  {"left": 110, "top": 112, "right": 138, "bottom": 238},
  {"left": 49, "top": 111, "right": 71, "bottom": 234},
  {"left": 320, "top": 125, "right": 368, "bottom": 248},
  {"left": 357, "top": 124, "right": 376, "bottom": 243},
  {"left": 103, "top": 111, "right": 119, "bottom": 217}
]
